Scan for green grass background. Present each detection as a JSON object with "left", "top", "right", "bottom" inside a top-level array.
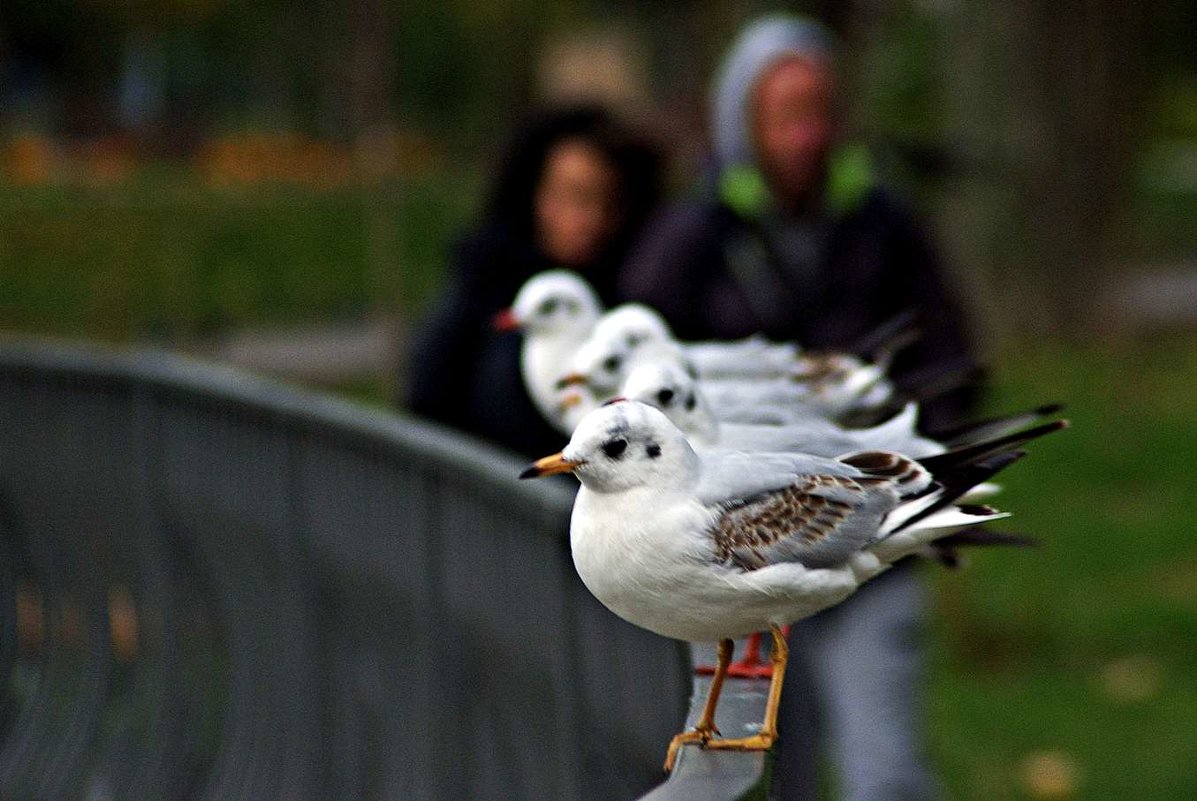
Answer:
[
  {"left": 928, "top": 339, "right": 1197, "bottom": 800},
  {"left": 1, "top": 176, "right": 1195, "bottom": 799}
]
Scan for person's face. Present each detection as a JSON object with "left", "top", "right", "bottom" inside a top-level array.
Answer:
[
  {"left": 534, "top": 138, "right": 620, "bottom": 267},
  {"left": 751, "top": 56, "right": 835, "bottom": 207}
]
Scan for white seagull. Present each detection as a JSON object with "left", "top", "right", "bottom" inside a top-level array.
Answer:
[
  {"left": 621, "top": 360, "right": 939, "bottom": 456},
  {"left": 559, "top": 303, "right": 802, "bottom": 392},
  {"left": 493, "top": 270, "right": 603, "bottom": 430},
  {"left": 521, "top": 400, "right": 1065, "bottom": 771},
  {"left": 560, "top": 304, "right": 900, "bottom": 425}
]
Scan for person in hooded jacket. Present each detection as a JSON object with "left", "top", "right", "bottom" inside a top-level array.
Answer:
[
  {"left": 407, "top": 105, "right": 661, "bottom": 457},
  {"left": 620, "top": 16, "right": 979, "bottom": 801},
  {"left": 622, "top": 17, "right": 980, "bottom": 434}
]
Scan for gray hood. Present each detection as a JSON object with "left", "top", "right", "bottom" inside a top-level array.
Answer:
[{"left": 711, "top": 14, "right": 834, "bottom": 173}]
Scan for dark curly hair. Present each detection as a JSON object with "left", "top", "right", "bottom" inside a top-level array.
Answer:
[{"left": 482, "top": 104, "right": 662, "bottom": 273}]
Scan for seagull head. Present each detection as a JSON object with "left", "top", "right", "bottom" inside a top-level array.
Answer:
[
  {"left": 561, "top": 334, "right": 632, "bottom": 398},
  {"left": 520, "top": 400, "right": 699, "bottom": 493},
  {"left": 564, "top": 309, "right": 685, "bottom": 399},
  {"left": 592, "top": 303, "right": 674, "bottom": 351},
  {"left": 620, "top": 361, "right": 719, "bottom": 446},
  {"left": 496, "top": 270, "right": 601, "bottom": 336}
]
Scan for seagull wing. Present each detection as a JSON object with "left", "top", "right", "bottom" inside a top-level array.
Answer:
[
  {"left": 692, "top": 450, "right": 859, "bottom": 507},
  {"left": 705, "top": 450, "right": 943, "bottom": 570},
  {"left": 710, "top": 474, "right": 898, "bottom": 570}
]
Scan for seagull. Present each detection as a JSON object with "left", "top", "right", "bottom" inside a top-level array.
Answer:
[
  {"left": 521, "top": 400, "right": 1065, "bottom": 772},
  {"left": 493, "top": 270, "right": 603, "bottom": 430},
  {"left": 559, "top": 304, "right": 900, "bottom": 425},
  {"left": 621, "top": 360, "right": 939, "bottom": 457},
  {"left": 558, "top": 303, "right": 802, "bottom": 392}
]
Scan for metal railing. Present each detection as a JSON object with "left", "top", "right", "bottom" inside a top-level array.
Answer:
[{"left": 0, "top": 341, "right": 769, "bottom": 800}]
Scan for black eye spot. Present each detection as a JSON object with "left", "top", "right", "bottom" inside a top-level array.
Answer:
[
  {"left": 684, "top": 393, "right": 697, "bottom": 411},
  {"left": 601, "top": 438, "right": 628, "bottom": 459},
  {"left": 656, "top": 388, "right": 675, "bottom": 406},
  {"left": 646, "top": 443, "right": 662, "bottom": 459},
  {"left": 538, "top": 298, "right": 559, "bottom": 316},
  {"left": 626, "top": 333, "right": 643, "bottom": 348},
  {"left": 602, "top": 355, "right": 621, "bottom": 374}
]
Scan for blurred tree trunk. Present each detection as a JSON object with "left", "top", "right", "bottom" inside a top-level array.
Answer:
[
  {"left": 315, "top": 0, "right": 395, "bottom": 141},
  {"left": 938, "top": 1, "right": 1166, "bottom": 338},
  {"left": 347, "top": 0, "right": 395, "bottom": 138}
]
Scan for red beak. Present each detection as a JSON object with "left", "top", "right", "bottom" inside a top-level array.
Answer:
[{"left": 492, "top": 308, "right": 520, "bottom": 332}]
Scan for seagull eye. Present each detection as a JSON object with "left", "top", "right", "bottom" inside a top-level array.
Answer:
[
  {"left": 602, "top": 355, "right": 621, "bottom": 374},
  {"left": 601, "top": 438, "right": 628, "bottom": 459},
  {"left": 646, "top": 443, "right": 662, "bottom": 459},
  {"left": 626, "top": 334, "right": 643, "bottom": 348},
  {"left": 684, "top": 393, "right": 697, "bottom": 411},
  {"left": 538, "top": 298, "right": 559, "bottom": 316},
  {"left": 656, "top": 388, "right": 675, "bottom": 406}
]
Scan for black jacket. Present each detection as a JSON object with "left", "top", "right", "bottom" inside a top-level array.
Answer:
[
  {"left": 618, "top": 189, "right": 982, "bottom": 431},
  {"left": 407, "top": 225, "right": 618, "bottom": 458}
]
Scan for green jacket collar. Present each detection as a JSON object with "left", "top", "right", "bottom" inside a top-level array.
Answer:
[{"left": 718, "top": 143, "right": 874, "bottom": 220}]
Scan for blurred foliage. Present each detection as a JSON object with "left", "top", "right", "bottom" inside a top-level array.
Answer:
[
  {"left": 1, "top": 0, "right": 600, "bottom": 148},
  {"left": 849, "top": 3, "right": 946, "bottom": 142},
  {"left": 5, "top": 0, "right": 1195, "bottom": 340},
  {"left": 0, "top": 170, "right": 477, "bottom": 341},
  {"left": 1, "top": 160, "right": 1191, "bottom": 345}
]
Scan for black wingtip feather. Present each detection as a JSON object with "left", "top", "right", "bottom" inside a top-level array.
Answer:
[
  {"left": 918, "top": 419, "right": 1068, "bottom": 478},
  {"left": 931, "top": 402, "right": 1067, "bottom": 446}
]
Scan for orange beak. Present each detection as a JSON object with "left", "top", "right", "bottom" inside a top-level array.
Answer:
[
  {"left": 492, "top": 308, "right": 520, "bottom": 332},
  {"left": 519, "top": 452, "right": 582, "bottom": 479},
  {"left": 558, "top": 392, "right": 583, "bottom": 410},
  {"left": 554, "top": 373, "right": 588, "bottom": 391}
]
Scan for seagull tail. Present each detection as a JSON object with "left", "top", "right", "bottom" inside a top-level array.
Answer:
[
  {"left": 915, "top": 418, "right": 1069, "bottom": 478},
  {"left": 836, "top": 360, "right": 981, "bottom": 429},
  {"left": 931, "top": 403, "right": 1067, "bottom": 448},
  {"left": 845, "top": 308, "right": 922, "bottom": 367},
  {"left": 926, "top": 527, "right": 1040, "bottom": 569},
  {"left": 863, "top": 401, "right": 920, "bottom": 444},
  {"left": 883, "top": 450, "right": 1027, "bottom": 536},
  {"left": 880, "top": 416, "right": 1068, "bottom": 541}
]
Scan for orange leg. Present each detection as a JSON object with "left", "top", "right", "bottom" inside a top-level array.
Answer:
[
  {"left": 665, "top": 638, "right": 733, "bottom": 773},
  {"left": 703, "top": 624, "right": 788, "bottom": 755},
  {"left": 697, "top": 626, "right": 790, "bottom": 679}
]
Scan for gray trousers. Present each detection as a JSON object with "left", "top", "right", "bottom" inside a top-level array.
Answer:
[{"left": 771, "top": 564, "right": 938, "bottom": 801}]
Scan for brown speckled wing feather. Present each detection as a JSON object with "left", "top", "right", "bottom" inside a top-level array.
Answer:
[
  {"left": 712, "top": 474, "right": 896, "bottom": 571},
  {"left": 791, "top": 353, "right": 850, "bottom": 385}
]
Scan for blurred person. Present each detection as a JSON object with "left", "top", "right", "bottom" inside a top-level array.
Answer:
[
  {"left": 619, "top": 15, "right": 983, "bottom": 801},
  {"left": 623, "top": 17, "right": 980, "bottom": 434},
  {"left": 407, "top": 105, "right": 661, "bottom": 457}
]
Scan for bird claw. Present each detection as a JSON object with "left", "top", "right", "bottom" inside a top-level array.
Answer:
[
  {"left": 702, "top": 732, "right": 776, "bottom": 753},
  {"left": 663, "top": 726, "right": 719, "bottom": 773}
]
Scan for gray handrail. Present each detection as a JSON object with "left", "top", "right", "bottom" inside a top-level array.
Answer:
[{"left": 0, "top": 340, "right": 770, "bottom": 799}]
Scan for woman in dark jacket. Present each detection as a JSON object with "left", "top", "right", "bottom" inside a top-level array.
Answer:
[{"left": 406, "top": 106, "right": 661, "bottom": 457}]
